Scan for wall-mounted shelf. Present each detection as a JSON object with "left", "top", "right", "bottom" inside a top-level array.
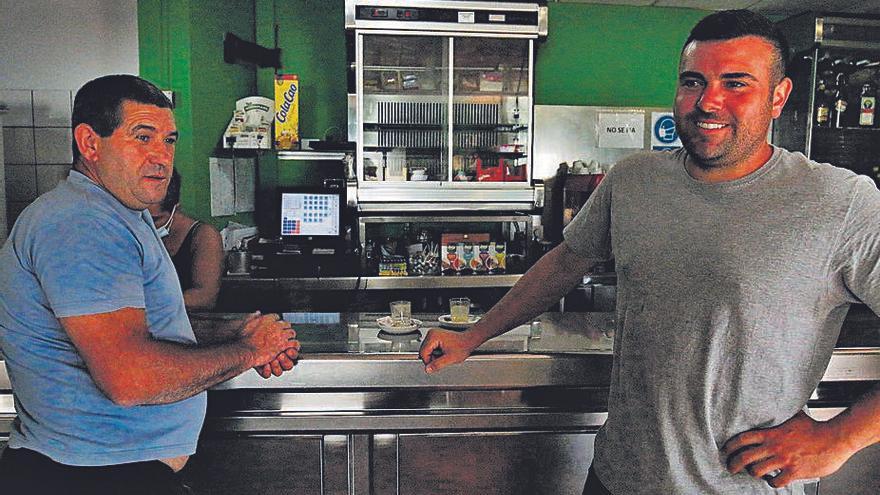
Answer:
[{"left": 277, "top": 151, "right": 351, "bottom": 161}]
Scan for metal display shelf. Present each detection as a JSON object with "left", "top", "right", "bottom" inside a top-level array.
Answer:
[
  {"left": 277, "top": 151, "right": 351, "bottom": 161},
  {"left": 224, "top": 274, "right": 523, "bottom": 290}
]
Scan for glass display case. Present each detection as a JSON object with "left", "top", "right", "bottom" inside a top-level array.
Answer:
[
  {"left": 775, "top": 14, "right": 880, "bottom": 184},
  {"left": 347, "top": 0, "right": 545, "bottom": 210}
]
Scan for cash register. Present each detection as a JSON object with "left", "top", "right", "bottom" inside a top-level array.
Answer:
[{"left": 257, "top": 186, "right": 358, "bottom": 277}]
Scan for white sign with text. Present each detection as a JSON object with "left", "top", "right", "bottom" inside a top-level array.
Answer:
[{"left": 597, "top": 112, "right": 644, "bottom": 148}]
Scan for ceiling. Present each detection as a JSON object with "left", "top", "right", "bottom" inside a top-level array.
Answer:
[{"left": 555, "top": 0, "right": 880, "bottom": 18}]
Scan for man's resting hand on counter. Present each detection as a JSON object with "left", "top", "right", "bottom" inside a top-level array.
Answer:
[
  {"left": 236, "top": 311, "right": 301, "bottom": 378},
  {"left": 60, "top": 309, "right": 301, "bottom": 406},
  {"left": 420, "top": 242, "right": 596, "bottom": 374}
]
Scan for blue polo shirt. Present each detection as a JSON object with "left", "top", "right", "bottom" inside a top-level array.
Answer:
[{"left": 0, "top": 170, "right": 206, "bottom": 466}]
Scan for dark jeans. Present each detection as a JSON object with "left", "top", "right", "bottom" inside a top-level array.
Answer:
[
  {"left": 0, "top": 446, "right": 193, "bottom": 495},
  {"left": 583, "top": 464, "right": 614, "bottom": 495}
]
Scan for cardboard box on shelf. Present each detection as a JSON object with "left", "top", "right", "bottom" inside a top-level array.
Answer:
[
  {"left": 479, "top": 71, "right": 503, "bottom": 92},
  {"left": 274, "top": 74, "right": 299, "bottom": 150},
  {"left": 439, "top": 234, "right": 505, "bottom": 274},
  {"left": 379, "top": 255, "right": 408, "bottom": 276},
  {"left": 222, "top": 97, "right": 273, "bottom": 149}
]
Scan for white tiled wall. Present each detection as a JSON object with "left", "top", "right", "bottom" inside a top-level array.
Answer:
[
  {"left": 6, "top": 164, "right": 37, "bottom": 201},
  {"left": 3, "top": 127, "right": 36, "bottom": 164},
  {"left": 2, "top": 90, "right": 35, "bottom": 126},
  {"left": 33, "top": 91, "right": 72, "bottom": 127},
  {"left": 34, "top": 128, "right": 73, "bottom": 164},
  {"left": 1, "top": 89, "right": 74, "bottom": 228}
]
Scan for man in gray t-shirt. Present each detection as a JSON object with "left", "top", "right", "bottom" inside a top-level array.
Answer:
[{"left": 420, "top": 10, "right": 880, "bottom": 495}]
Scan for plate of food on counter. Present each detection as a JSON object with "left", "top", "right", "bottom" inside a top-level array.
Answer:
[
  {"left": 376, "top": 316, "right": 422, "bottom": 335},
  {"left": 438, "top": 314, "right": 481, "bottom": 330}
]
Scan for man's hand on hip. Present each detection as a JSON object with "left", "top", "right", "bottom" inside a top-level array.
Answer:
[{"left": 721, "top": 410, "right": 853, "bottom": 488}]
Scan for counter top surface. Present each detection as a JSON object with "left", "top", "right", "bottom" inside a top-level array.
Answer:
[
  {"left": 1, "top": 310, "right": 879, "bottom": 394},
  {"left": 194, "top": 308, "right": 880, "bottom": 355},
  {"left": 194, "top": 311, "right": 615, "bottom": 389},
  {"left": 225, "top": 311, "right": 614, "bottom": 355}
]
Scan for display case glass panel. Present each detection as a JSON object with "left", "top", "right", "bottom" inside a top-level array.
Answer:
[
  {"left": 452, "top": 38, "right": 531, "bottom": 184},
  {"left": 361, "top": 35, "right": 449, "bottom": 183}
]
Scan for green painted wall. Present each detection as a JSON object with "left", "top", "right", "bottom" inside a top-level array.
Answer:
[
  {"left": 139, "top": 0, "right": 257, "bottom": 228},
  {"left": 138, "top": 0, "right": 195, "bottom": 215},
  {"left": 254, "top": 0, "right": 348, "bottom": 190},
  {"left": 189, "top": 1, "right": 257, "bottom": 227},
  {"left": 256, "top": 0, "right": 347, "bottom": 143},
  {"left": 536, "top": 3, "right": 707, "bottom": 107}
]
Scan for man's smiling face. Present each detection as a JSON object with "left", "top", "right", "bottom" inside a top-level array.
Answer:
[{"left": 674, "top": 35, "right": 789, "bottom": 172}]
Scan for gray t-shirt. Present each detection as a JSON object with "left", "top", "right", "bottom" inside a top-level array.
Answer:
[{"left": 563, "top": 146, "right": 880, "bottom": 494}]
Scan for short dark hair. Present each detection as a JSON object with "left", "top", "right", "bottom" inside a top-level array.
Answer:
[
  {"left": 160, "top": 168, "right": 182, "bottom": 212},
  {"left": 684, "top": 10, "right": 790, "bottom": 83},
  {"left": 71, "top": 74, "right": 172, "bottom": 163}
]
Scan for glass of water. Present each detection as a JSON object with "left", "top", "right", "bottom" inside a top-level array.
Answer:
[
  {"left": 449, "top": 297, "right": 471, "bottom": 323},
  {"left": 390, "top": 300, "right": 412, "bottom": 326}
]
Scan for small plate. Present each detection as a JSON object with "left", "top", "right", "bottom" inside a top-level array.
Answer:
[
  {"left": 438, "top": 314, "right": 481, "bottom": 330},
  {"left": 377, "top": 330, "right": 421, "bottom": 342},
  {"left": 376, "top": 316, "right": 422, "bottom": 335}
]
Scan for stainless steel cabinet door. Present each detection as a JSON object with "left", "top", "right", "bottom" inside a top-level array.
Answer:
[
  {"left": 373, "top": 431, "right": 596, "bottom": 495},
  {"left": 179, "top": 433, "right": 346, "bottom": 495}
]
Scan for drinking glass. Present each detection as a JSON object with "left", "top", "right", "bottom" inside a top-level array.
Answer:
[
  {"left": 449, "top": 297, "right": 471, "bottom": 323},
  {"left": 390, "top": 300, "right": 412, "bottom": 326},
  {"left": 347, "top": 323, "right": 360, "bottom": 343}
]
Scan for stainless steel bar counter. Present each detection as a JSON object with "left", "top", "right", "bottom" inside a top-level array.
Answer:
[
  {"left": 1, "top": 310, "right": 879, "bottom": 494},
  {"left": 211, "top": 311, "right": 614, "bottom": 390},
  {"left": 223, "top": 274, "right": 525, "bottom": 290}
]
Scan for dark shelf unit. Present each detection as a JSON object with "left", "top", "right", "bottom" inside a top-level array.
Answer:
[{"left": 775, "top": 14, "right": 880, "bottom": 185}]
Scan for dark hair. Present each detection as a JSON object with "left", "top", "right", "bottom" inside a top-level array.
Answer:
[
  {"left": 684, "top": 10, "right": 790, "bottom": 83},
  {"left": 71, "top": 74, "right": 172, "bottom": 163},
  {"left": 160, "top": 168, "right": 182, "bottom": 212}
]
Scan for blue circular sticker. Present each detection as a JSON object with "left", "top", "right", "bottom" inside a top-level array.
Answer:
[{"left": 654, "top": 116, "right": 678, "bottom": 144}]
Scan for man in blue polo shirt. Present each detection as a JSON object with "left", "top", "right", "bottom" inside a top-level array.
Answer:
[{"left": 0, "top": 75, "right": 301, "bottom": 493}]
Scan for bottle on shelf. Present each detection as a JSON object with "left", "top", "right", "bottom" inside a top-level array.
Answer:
[
  {"left": 364, "top": 238, "right": 376, "bottom": 270},
  {"left": 832, "top": 72, "right": 849, "bottom": 129},
  {"left": 400, "top": 223, "right": 414, "bottom": 254},
  {"left": 816, "top": 52, "right": 832, "bottom": 74},
  {"left": 831, "top": 57, "right": 854, "bottom": 77},
  {"left": 859, "top": 82, "right": 876, "bottom": 128},
  {"left": 815, "top": 78, "right": 831, "bottom": 127}
]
